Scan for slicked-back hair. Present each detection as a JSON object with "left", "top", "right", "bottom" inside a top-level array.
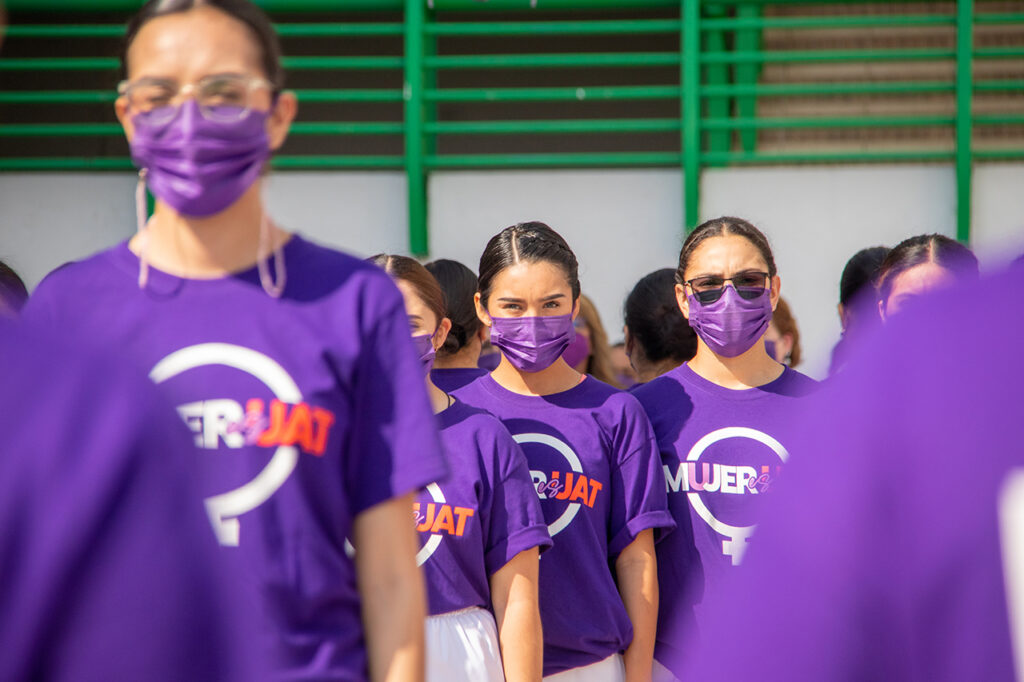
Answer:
[
  {"left": 425, "top": 259, "right": 479, "bottom": 356},
  {"left": 369, "top": 254, "right": 447, "bottom": 328},
  {"left": 478, "top": 221, "right": 580, "bottom": 308},
  {"left": 675, "top": 216, "right": 777, "bottom": 285},
  {"left": 876, "top": 234, "right": 979, "bottom": 304}
]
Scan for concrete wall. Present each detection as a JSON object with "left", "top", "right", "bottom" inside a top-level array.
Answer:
[{"left": 2, "top": 163, "right": 1022, "bottom": 379}]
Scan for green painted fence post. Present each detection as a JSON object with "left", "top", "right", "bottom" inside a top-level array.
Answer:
[
  {"left": 955, "top": 0, "right": 973, "bottom": 245},
  {"left": 703, "top": 4, "right": 730, "bottom": 155},
  {"left": 404, "top": 0, "right": 428, "bottom": 256},
  {"left": 682, "top": 0, "right": 701, "bottom": 234}
]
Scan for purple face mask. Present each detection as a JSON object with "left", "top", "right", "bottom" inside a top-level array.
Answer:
[
  {"left": 411, "top": 333, "right": 437, "bottom": 377},
  {"left": 490, "top": 314, "right": 575, "bottom": 373},
  {"left": 687, "top": 286, "right": 772, "bottom": 358},
  {"left": 129, "top": 100, "right": 270, "bottom": 217},
  {"left": 562, "top": 330, "right": 591, "bottom": 369}
]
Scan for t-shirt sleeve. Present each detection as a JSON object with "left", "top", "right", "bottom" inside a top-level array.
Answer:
[
  {"left": 343, "top": 273, "right": 449, "bottom": 516},
  {"left": 606, "top": 396, "right": 676, "bottom": 556},
  {"left": 483, "top": 423, "right": 553, "bottom": 576}
]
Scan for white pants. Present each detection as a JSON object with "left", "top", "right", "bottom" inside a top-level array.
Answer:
[
  {"left": 426, "top": 606, "right": 505, "bottom": 682},
  {"left": 652, "top": 659, "right": 682, "bottom": 682},
  {"left": 543, "top": 654, "right": 625, "bottom": 682}
]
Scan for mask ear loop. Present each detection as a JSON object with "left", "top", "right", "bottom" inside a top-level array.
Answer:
[
  {"left": 135, "top": 168, "right": 150, "bottom": 290},
  {"left": 257, "top": 209, "right": 286, "bottom": 298}
]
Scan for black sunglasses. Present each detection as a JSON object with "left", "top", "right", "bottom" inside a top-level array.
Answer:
[{"left": 685, "top": 271, "right": 770, "bottom": 304}]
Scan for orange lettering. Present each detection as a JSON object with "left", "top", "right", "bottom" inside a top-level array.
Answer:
[
  {"left": 311, "top": 407, "right": 336, "bottom": 456},
  {"left": 570, "top": 475, "right": 590, "bottom": 505},
  {"left": 258, "top": 399, "right": 287, "bottom": 446},
  {"left": 453, "top": 507, "right": 475, "bottom": 536},
  {"left": 556, "top": 472, "right": 574, "bottom": 500},
  {"left": 431, "top": 505, "right": 456, "bottom": 534},
  {"left": 418, "top": 503, "right": 436, "bottom": 532},
  {"left": 587, "top": 480, "right": 603, "bottom": 508},
  {"left": 281, "top": 403, "right": 315, "bottom": 453}
]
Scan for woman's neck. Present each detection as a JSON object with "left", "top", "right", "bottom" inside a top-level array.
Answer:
[
  {"left": 490, "top": 355, "right": 582, "bottom": 396},
  {"left": 432, "top": 337, "right": 482, "bottom": 370},
  {"left": 426, "top": 377, "right": 451, "bottom": 414},
  {"left": 130, "top": 182, "right": 287, "bottom": 277},
  {"left": 686, "top": 339, "right": 784, "bottom": 390}
]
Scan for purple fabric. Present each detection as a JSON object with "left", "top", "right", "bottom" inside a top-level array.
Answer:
[
  {"left": 24, "top": 235, "right": 449, "bottom": 682},
  {"left": 478, "top": 351, "right": 501, "bottom": 371},
  {"left": 686, "top": 287, "right": 772, "bottom": 358},
  {"left": 130, "top": 101, "right": 269, "bottom": 217},
  {"left": 632, "top": 363, "right": 817, "bottom": 676},
  {"left": 431, "top": 366, "right": 489, "bottom": 394},
  {"left": 419, "top": 400, "right": 552, "bottom": 615},
  {"left": 489, "top": 314, "right": 575, "bottom": 373},
  {"left": 0, "top": 320, "right": 267, "bottom": 681},
  {"left": 454, "top": 374, "right": 675, "bottom": 675},
  {"left": 679, "top": 271, "right": 1021, "bottom": 681},
  {"left": 412, "top": 332, "right": 436, "bottom": 376},
  {"left": 561, "top": 330, "right": 591, "bottom": 368}
]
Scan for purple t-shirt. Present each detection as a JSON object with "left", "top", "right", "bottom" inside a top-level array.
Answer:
[
  {"left": 419, "top": 399, "right": 552, "bottom": 615},
  {"left": 24, "top": 235, "right": 449, "bottom": 682},
  {"left": 431, "top": 366, "right": 489, "bottom": 394},
  {"left": 454, "top": 374, "right": 675, "bottom": 675},
  {"left": 0, "top": 320, "right": 266, "bottom": 681},
  {"left": 680, "top": 273, "right": 1020, "bottom": 681},
  {"left": 633, "top": 363, "right": 817, "bottom": 674}
]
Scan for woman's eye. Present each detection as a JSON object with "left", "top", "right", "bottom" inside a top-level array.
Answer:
[
  {"left": 500, "top": 303, "right": 521, "bottom": 311},
  {"left": 543, "top": 301, "right": 561, "bottom": 308}
]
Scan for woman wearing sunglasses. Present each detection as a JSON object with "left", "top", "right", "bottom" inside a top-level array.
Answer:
[
  {"left": 24, "top": 2, "right": 448, "bottom": 680},
  {"left": 631, "top": 217, "right": 817, "bottom": 682}
]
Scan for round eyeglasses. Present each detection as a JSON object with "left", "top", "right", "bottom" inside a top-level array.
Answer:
[
  {"left": 685, "top": 270, "right": 770, "bottom": 304},
  {"left": 117, "top": 74, "right": 274, "bottom": 126}
]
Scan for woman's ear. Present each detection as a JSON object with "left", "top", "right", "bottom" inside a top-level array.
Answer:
[
  {"left": 675, "top": 283, "right": 690, "bottom": 320},
  {"left": 571, "top": 297, "right": 581, "bottom": 321},
  {"left": 474, "top": 292, "right": 492, "bottom": 327},
  {"left": 267, "top": 91, "right": 297, "bottom": 151},
  {"left": 433, "top": 318, "right": 452, "bottom": 352},
  {"left": 878, "top": 298, "right": 887, "bottom": 324},
  {"left": 115, "top": 97, "right": 134, "bottom": 142},
  {"left": 769, "top": 275, "right": 781, "bottom": 312}
]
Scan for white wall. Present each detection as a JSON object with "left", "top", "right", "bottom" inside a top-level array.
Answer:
[{"left": 3, "top": 164, "right": 1022, "bottom": 379}]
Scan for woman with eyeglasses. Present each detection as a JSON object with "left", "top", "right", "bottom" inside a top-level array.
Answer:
[
  {"left": 631, "top": 217, "right": 817, "bottom": 682},
  {"left": 454, "top": 222, "right": 675, "bottom": 682},
  {"left": 24, "top": 2, "right": 448, "bottom": 681}
]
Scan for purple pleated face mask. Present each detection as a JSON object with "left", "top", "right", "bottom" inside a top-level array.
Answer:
[
  {"left": 489, "top": 314, "right": 575, "bottom": 373},
  {"left": 687, "top": 285, "right": 772, "bottom": 358},
  {"left": 411, "top": 333, "right": 437, "bottom": 377},
  {"left": 129, "top": 100, "right": 270, "bottom": 217}
]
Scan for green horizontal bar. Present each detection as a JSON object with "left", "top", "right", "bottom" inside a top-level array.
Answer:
[
  {"left": 425, "top": 19, "right": 680, "bottom": 36},
  {"left": 703, "top": 115, "right": 954, "bottom": 130},
  {"left": 0, "top": 156, "right": 405, "bottom": 171},
  {"left": 702, "top": 150, "right": 955, "bottom": 166},
  {"left": 975, "top": 80, "right": 1024, "bottom": 92},
  {"left": 702, "top": 14, "right": 954, "bottom": 30},
  {"left": 426, "top": 53, "right": 679, "bottom": 69},
  {"left": 0, "top": 89, "right": 401, "bottom": 104},
  {"left": 0, "top": 121, "right": 403, "bottom": 137},
  {"left": 426, "top": 151, "right": 681, "bottom": 169},
  {"left": 429, "top": 0, "right": 677, "bottom": 8},
  {"left": 425, "top": 118, "right": 679, "bottom": 134},
  {"left": 701, "top": 48, "right": 954, "bottom": 64},
  {"left": 974, "top": 114, "right": 1024, "bottom": 125},
  {"left": 282, "top": 56, "right": 403, "bottom": 69},
  {"left": 5, "top": 22, "right": 404, "bottom": 38},
  {"left": 702, "top": 81, "right": 953, "bottom": 97},
  {"left": 0, "top": 57, "right": 120, "bottom": 71},
  {"left": 974, "top": 13, "right": 1024, "bottom": 24},
  {"left": 974, "top": 149, "right": 1024, "bottom": 160},
  {"left": 0, "top": 91, "right": 118, "bottom": 104},
  {"left": 975, "top": 47, "right": 1024, "bottom": 59},
  {"left": 426, "top": 85, "right": 679, "bottom": 102}
]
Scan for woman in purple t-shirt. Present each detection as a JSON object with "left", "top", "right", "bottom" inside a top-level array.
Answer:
[
  {"left": 372, "top": 254, "right": 553, "bottom": 682},
  {"left": 25, "top": 2, "right": 448, "bottom": 680},
  {"left": 455, "top": 222, "right": 675, "bottom": 682},
  {"left": 631, "top": 217, "right": 818, "bottom": 681}
]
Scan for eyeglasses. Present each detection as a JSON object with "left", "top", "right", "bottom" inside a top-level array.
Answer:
[
  {"left": 117, "top": 74, "right": 274, "bottom": 126},
  {"left": 684, "top": 270, "right": 770, "bottom": 304}
]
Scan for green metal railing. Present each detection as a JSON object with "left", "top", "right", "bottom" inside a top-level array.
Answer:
[{"left": 2, "top": 0, "right": 1023, "bottom": 252}]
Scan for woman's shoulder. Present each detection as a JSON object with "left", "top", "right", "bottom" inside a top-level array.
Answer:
[{"left": 776, "top": 366, "right": 820, "bottom": 397}]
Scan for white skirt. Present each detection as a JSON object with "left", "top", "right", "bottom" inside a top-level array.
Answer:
[
  {"left": 426, "top": 606, "right": 505, "bottom": 682},
  {"left": 543, "top": 653, "right": 626, "bottom": 682}
]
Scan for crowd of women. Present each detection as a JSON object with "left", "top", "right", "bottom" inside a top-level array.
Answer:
[{"left": 0, "top": 1, "right": 1004, "bottom": 681}]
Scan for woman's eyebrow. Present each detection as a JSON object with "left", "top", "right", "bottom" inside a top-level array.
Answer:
[{"left": 541, "top": 293, "right": 566, "bottom": 301}]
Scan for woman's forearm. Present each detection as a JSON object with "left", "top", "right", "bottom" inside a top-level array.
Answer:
[
  {"left": 616, "top": 529, "right": 658, "bottom": 682},
  {"left": 490, "top": 548, "right": 543, "bottom": 682}
]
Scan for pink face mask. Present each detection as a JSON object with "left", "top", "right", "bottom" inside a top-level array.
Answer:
[
  {"left": 411, "top": 333, "right": 437, "bottom": 377},
  {"left": 687, "top": 286, "right": 772, "bottom": 358},
  {"left": 489, "top": 314, "right": 575, "bottom": 373}
]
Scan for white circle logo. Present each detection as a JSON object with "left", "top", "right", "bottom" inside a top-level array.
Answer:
[
  {"left": 686, "top": 426, "right": 788, "bottom": 565},
  {"left": 150, "top": 343, "right": 302, "bottom": 547},
  {"left": 514, "top": 432, "right": 584, "bottom": 537}
]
